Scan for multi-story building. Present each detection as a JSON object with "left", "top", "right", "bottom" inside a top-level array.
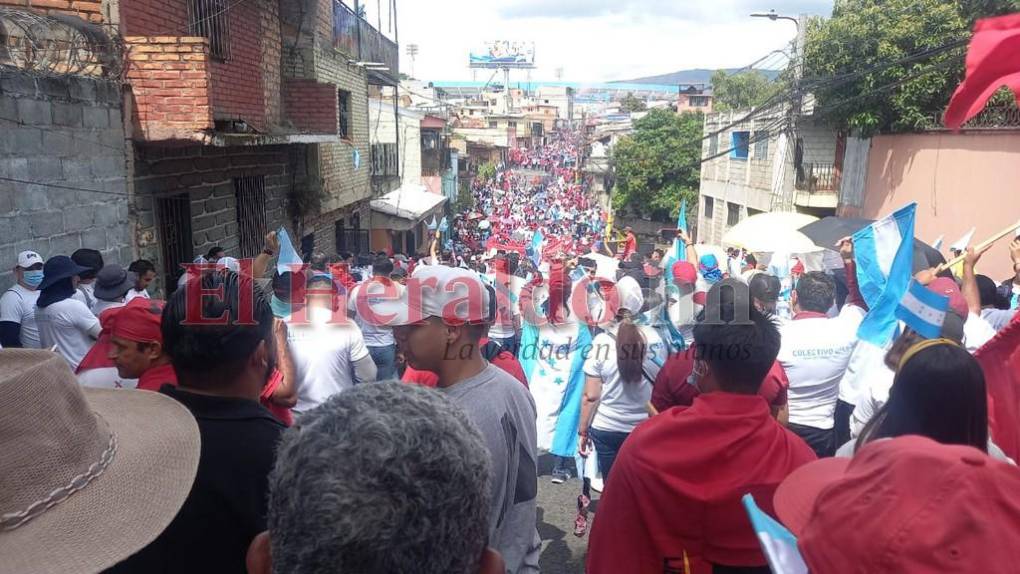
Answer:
[
  {"left": 677, "top": 85, "right": 714, "bottom": 114},
  {"left": 697, "top": 107, "right": 839, "bottom": 245}
]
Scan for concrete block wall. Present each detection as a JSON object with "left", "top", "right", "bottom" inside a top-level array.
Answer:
[
  {"left": 0, "top": 0, "right": 104, "bottom": 23},
  {"left": 132, "top": 143, "right": 297, "bottom": 295},
  {"left": 124, "top": 36, "right": 214, "bottom": 141},
  {"left": 0, "top": 70, "right": 129, "bottom": 291}
]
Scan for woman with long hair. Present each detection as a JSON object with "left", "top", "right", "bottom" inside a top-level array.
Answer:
[
  {"left": 578, "top": 276, "right": 667, "bottom": 480},
  {"left": 846, "top": 339, "right": 1004, "bottom": 459}
]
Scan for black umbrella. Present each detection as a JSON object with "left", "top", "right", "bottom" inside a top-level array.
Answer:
[{"left": 799, "top": 216, "right": 945, "bottom": 274}]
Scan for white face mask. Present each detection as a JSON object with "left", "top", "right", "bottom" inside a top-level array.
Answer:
[{"left": 687, "top": 360, "right": 708, "bottom": 393}]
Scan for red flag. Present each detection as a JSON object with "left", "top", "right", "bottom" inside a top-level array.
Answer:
[
  {"left": 945, "top": 13, "right": 1020, "bottom": 130},
  {"left": 975, "top": 311, "right": 1020, "bottom": 461}
]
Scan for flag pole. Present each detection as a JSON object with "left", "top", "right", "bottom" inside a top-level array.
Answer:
[{"left": 936, "top": 220, "right": 1020, "bottom": 272}]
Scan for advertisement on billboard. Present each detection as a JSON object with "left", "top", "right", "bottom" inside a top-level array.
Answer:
[{"left": 469, "top": 41, "right": 536, "bottom": 69}]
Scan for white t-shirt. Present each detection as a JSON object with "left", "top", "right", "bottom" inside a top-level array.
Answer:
[
  {"left": 487, "top": 274, "right": 524, "bottom": 340},
  {"left": 35, "top": 298, "right": 101, "bottom": 370},
  {"left": 964, "top": 313, "right": 997, "bottom": 353},
  {"left": 92, "top": 299, "right": 125, "bottom": 317},
  {"left": 0, "top": 284, "right": 42, "bottom": 348},
  {"left": 584, "top": 325, "right": 667, "bottom": 434},
  {"left": 849, "top": 361, "right": 895, "bottom": 439},
  {"left": 78, "top": 367, "right": 138, "bottom": 389},
  {"left": 72, "top": 283, "right": 96, "bottom": 311},
  {"left": 348, "top": 280, "right": 402, "bottom": 347},
  {"left": 289, "top": 307, "right": 371, "bottom": 414},
  {"left": 778, "top": 304, "right": 866, "bottom": 430},
  {"left": 125, "top": 288, "right": 150, "bottom": 303}
]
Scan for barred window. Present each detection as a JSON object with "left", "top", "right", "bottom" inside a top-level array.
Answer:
[
  {"left": 234, "top": 176, "right": 268, "bottom": 258},
  {"left": 338, "top": 89, "right": 351, "bottom": 139},
  {"left": 189, "top": 0, "right": 231, "bottom": 60}
]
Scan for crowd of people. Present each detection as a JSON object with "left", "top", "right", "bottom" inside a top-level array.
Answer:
[{"left": 3, "top": 128, "right": 1020, "bottom": 574}]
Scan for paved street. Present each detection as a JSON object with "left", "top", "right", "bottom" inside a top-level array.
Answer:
[{"left": 536, "top": 455, "right": 600, "bottom": 574}]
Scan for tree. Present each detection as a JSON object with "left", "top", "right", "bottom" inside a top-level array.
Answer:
[
  {"left": 711, "top": 70, "right": 781, "bottom": 112},
  {"left": 803, "top": 0, "right": 1020, "bottom": 135},
  {"left": 610, "top": 109, "right": 703, "bottom": 221},
  {"left": 619, "top": 92, "right": 647, "bottom": 113}
]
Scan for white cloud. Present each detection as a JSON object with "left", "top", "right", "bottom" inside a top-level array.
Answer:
[{"left": 383, "top": 0, "right": 834, "bottom": 82}]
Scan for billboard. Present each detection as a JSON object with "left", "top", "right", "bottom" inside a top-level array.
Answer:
[{"left": 469, "top": 41, "right": 535, "bottom": 69}]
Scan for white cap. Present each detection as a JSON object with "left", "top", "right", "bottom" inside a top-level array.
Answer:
[
  {"left": 616, "top": 276, "right": 644, "bottom": 315},
  {"left": 17, "top": 251, "right": 42, "bottom": 269},
  {"left": 216, "top": 256, "right": 240, "bottom": 273},
  {"left": 369, "top": 265, "right": 494, "bottom": 326}
]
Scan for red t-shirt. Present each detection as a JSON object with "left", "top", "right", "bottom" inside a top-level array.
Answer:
[
  {"left": 586, "top": 393, "right": 816, "bottom": 574},
  {"left": 651, "top": 348, "right": 789, "bottom": 413}
]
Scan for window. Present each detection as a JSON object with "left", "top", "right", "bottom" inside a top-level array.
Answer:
[
  {"left": 727, "top": 202, "right": 741, "bottom": 227},
  {"left": 508, "top": 121, "right": 517, "bottom": 129},
  {"left": 704, "top": 196, "right": 714, "bottom": 219},
  {"left": 754, "top": 130, "right": 770, "bottom": 161},
  {"left": 234, "top": 176, "right": 268, "bottom": 258},
  {"left": 731, "top": 131, "right": 750, "bottom": 159},
  {"left": 747, "top": 207, "right": 764, "bottom": 217},
  {"left": 338, "top": 89, "right": 351, "bottom": 139},
  {"left": 189, "top": 0, "right": 231, "bottom": 60},
  {"left": 689, "top": 95, "right": 710, "bottom": 107},
  {"left": 421, "top": 131, "right": 439, "bottom": 150},
  {"left": 155, "top": 193, "right": 193, "bottom": 287},
  {"left": 488, "top": 121, "right": 498, "bottom": 129},
  {"left": 708, "top": 134, "right": 719, "bottom": 158}
]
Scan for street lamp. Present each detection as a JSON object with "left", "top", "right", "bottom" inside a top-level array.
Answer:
[{"left": 750, "top": 9, "right": 799, "bottom": 27}]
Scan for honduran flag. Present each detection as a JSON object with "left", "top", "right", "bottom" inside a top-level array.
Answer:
[
  {"left": 852, "top": 203, "right": 917, "bottom": 346},
  {"left": 895, "top": 280, "right": 950, "bottom": 340},
  {"left": 742, "top": 495, "right": 808, "bottom": 574}
]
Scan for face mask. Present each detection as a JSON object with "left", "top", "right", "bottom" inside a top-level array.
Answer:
[
  {"left": 687, "top": 360, "right": 707, "bottom": 392},
  {"left": 270, "top": 294, "right": 292, "bottom": 319},
  {"left": 22, "top": 270, "right": 44, "bottom": 288}
]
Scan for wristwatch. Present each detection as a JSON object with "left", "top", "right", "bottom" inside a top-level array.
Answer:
[{"left": 263, "top": 248, "right": 275, "bottom": 256}]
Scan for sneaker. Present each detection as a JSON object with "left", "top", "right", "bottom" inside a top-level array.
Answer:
[
  {"left": 551, "top": 468, "right": 570, "bottom": 484},
  {"left": 573, "top": 494, "right": 591, "bottom": 537}
]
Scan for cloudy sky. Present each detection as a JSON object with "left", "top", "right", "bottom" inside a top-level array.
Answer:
[{"left": 359, "top": 1, "right": 834, "bottom": 82}]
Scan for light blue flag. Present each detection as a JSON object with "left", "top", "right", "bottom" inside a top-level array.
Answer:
[
  {"left": 675, "top": 197, "right": 688, "bottom": 262},
  {"left": 530, "top": 229, "right": 544, "bottom": 266},
  {"left": 742, "top": 494, "right": 808, "bottom": 574},
  {"left": 427, "top": 216, "right": 438, "bottom": 232},
  {"left": 276, "top": 227, "right": 304, "bottom": 275},
  {"left": 439, "top": 216, "right": 449, "bottom": 233},
  {"left": 896, "top": 279, "right": 949, "bottom": 339},
  {"left": 853, "top": 203, "right": 916, "bottom": 346}
]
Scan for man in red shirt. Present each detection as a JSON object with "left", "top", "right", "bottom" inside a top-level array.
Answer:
[
  {"left": 587, "top": 279, "right": 816, "bottom": 574},
  {"left": 618, "top": 226, "right": 638, "bottom": 261}
]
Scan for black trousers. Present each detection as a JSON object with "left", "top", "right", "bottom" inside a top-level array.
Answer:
[
  {"left": 788, "top": 422, "right": 836, "bottom": 458},
  {"left": 834, "top": 399, "right": 856, "bottom": 449}
]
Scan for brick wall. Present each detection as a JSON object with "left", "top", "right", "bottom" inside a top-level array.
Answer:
[
  {"left": 0, "top": 70, "right": 130, "bottom": 291},
  {"left": 124, "top": 36, "right": 214, "bottom": 141},
  {"left": 0, "top": 0, "right": 103, "bottom": 22},
  {"left": 121, "top": 0, "right": 283, "bottom": 133},
  {"left": 132, "top": 143, "right": 299, "bottom": 295},
  {"left": 283, "top": 79, "right": 338, "bottom": 133}
]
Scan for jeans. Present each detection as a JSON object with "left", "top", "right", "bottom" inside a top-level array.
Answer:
[
  {"left": 787, "top": 422, "right": 836, "bottom": 458},
  {"left": 368, "top": 344, "right": 397, "bottom": 381},
  {"left": 588, "top": 427, "right": 631, "bottom": 481}
]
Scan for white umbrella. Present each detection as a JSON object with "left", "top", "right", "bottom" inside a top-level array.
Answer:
[{"left": 722, "top": 212, "right": 822, "bottom": 253}]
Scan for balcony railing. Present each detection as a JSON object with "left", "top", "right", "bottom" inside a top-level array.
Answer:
[
  {"left": 358, "top": 17, "right": 398, "bottom": 82},
  {"left": 332, "top": 1, "right": 358, "bottom": 57},
  {"left": 796, "top": 162, "right": 838, "bottom": 193},
  {"left": 372, "top": 143, "right": 399, "bottom": 177}
]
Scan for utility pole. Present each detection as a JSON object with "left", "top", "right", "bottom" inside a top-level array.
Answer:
[{"left": 406, "top": 43, "right": 419, "bottom": 78}]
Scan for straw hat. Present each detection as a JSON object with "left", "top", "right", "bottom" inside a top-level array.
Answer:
[{"left": 0, "top": 349, "right": 200, "bottom": 574}]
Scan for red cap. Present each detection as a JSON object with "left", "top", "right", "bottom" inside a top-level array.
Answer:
[
  {"left": 774, "top": 436, "right": 1020, "bottom": 572},
  {"left": 928, "top": 277, "right": 969, "bottom": 318},
  {"left": 671, "top": 261, "right": 697, "bottom": 286},
  {"left": 107, "top": 298, "right": 165, "bottom": 344}
]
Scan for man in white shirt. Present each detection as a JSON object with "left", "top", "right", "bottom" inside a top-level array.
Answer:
[
  {"left": 126, "top": 259, "right": 156, "bottom": 301},
  {"left": 0, "top": 250, "right": 44, "bottom": 348},
  {"left": 778, "top": 241, "right": 865, "bottom": 458},
  {"left": 35, "top": 255, "right": 102, "bottom": 370},
  {"left": 70, "top": 249, "right": 103, "bottom": 310},
  {"left": 348, "top": 257, "right": 402, "bottom": 380},
  {"left": 289, "top": 275, "right": 377, "bottom": 416},
  {"left": 92, "top": 264, "right": 137, "bottom": 317}
]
